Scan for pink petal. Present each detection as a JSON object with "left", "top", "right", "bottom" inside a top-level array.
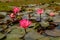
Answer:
[
  {"left": 13, "top": 7, "right": 20, "bottom": 14},
  {"left": 19, "top": 19, "right": 32, "bottom": 29},
  {"left": 49, "top": 12, "right": 55, "bottom": 17},
  {"left": 36, "top": 9, "right": 44, "bottom": 14}
]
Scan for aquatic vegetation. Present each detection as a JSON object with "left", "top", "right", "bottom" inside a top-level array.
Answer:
[{"left": 0, "top": 2, "right": 60, "bottom": 40}]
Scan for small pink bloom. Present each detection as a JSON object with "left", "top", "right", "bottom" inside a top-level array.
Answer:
[
  {"left": 13, "top": 7, "right": 20, "bottom": 14},
  {"left": 36, "top": 9, "right": 44, "bottom": 14},
  {"left": 19, "top": 19, "right": 32, "bottom": 29},
  {"left": 49, "top": 12, "right": 55, "bottom": 17},
  {"left": 9, "top": 13, "right": 15, "bottom": 18}
]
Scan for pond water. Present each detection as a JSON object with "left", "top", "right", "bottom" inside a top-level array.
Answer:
[{"left": 56, "top": 22, "right": 60, "bottom": 29}]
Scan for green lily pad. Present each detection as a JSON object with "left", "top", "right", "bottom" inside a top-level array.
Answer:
[
  {"left": 5, "top": 34, "right": 20, "bottom": 40},
  {"left": 0, "top": 25, "right": 3, "bottom": 31},
  {"left": 45, "top": 29, "right": 60, "bottom": 37},
  {"left": 38, "top": 37, "right": 50, "bottom": 40},
  {"left": 25, "top": 31, "right": 50, "bottom": 40},
  {"left": 0, "top": 25, "right": 7, "bottom": 31},
  {"left": 5, "top": 28, "right": 12, "bottom": 33},
  {"left": 33, "top": 22, "right": 40, "bottom": 29},
  {"left": 10, "top": 27, "right": 25, "bottom": 37},
  {"left": 2, "top": 25, "right": 7, "bottom": 29},
  {"left": 0, "top": 33, "right": 6, "bottom": 39},
  {"left": 26, "top": 28, "right": 35, "bottom": 32},
  {"left": 0, "top": 14, "right": 5, "bottom": 19},
  {"left": 47, "top": 16, "right": 54, "bottom": 22},
  {"left": 16, "top": 15, "right": 22, "bottom": 20},
  {"left": 41, "top": 21, "right": 49, "bottom": 28},
  {"left": 50, "top": 37, "right": 60, "bottom": 40}
]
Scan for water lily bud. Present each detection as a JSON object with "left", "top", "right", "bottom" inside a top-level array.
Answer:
[{"left": 36, "top": 9, "right": 44, "bottom": 14}]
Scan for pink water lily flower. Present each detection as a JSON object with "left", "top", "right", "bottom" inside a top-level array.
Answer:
[
  {"left": 10, "top": 13, "right": 15, "bottom": 18},
  {"left": 36, "top": 9, "right": 44, "bottom": 14},
  {"left": 19, "top": 19, "right": 32, "bottom": 29},
  {"left": 49, "top": 12, "right": 55, "bottom": 17},
  {"left": 13, "top": 7, "right": 20, "bottom": 14}
]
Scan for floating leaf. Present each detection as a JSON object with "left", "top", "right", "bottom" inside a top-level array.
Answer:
[
  {"left": 38, "top": 37, "right": 50, "bottom": 40},
  {"left": 0, "top": 33, "right": 6, "bottom": 39},
  {"left": 41, "top": 21, "right": 49, "bottom": 28},
  {"left": 5, "top": 34, "right": 20, "bottom": 40},
  {"left": 10, "top": 27, "right": 25, "bottom": 37}
]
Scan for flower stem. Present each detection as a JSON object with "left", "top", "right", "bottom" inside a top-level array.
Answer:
[
  {"left": 20, "top": 29, "right": 27, "bottom": 40},
  {"left": 40, "top": 14, "right": 41, "bottom": 22},
  {"left": 24, "top": 29, "right": 27, "bottom": 34}
]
